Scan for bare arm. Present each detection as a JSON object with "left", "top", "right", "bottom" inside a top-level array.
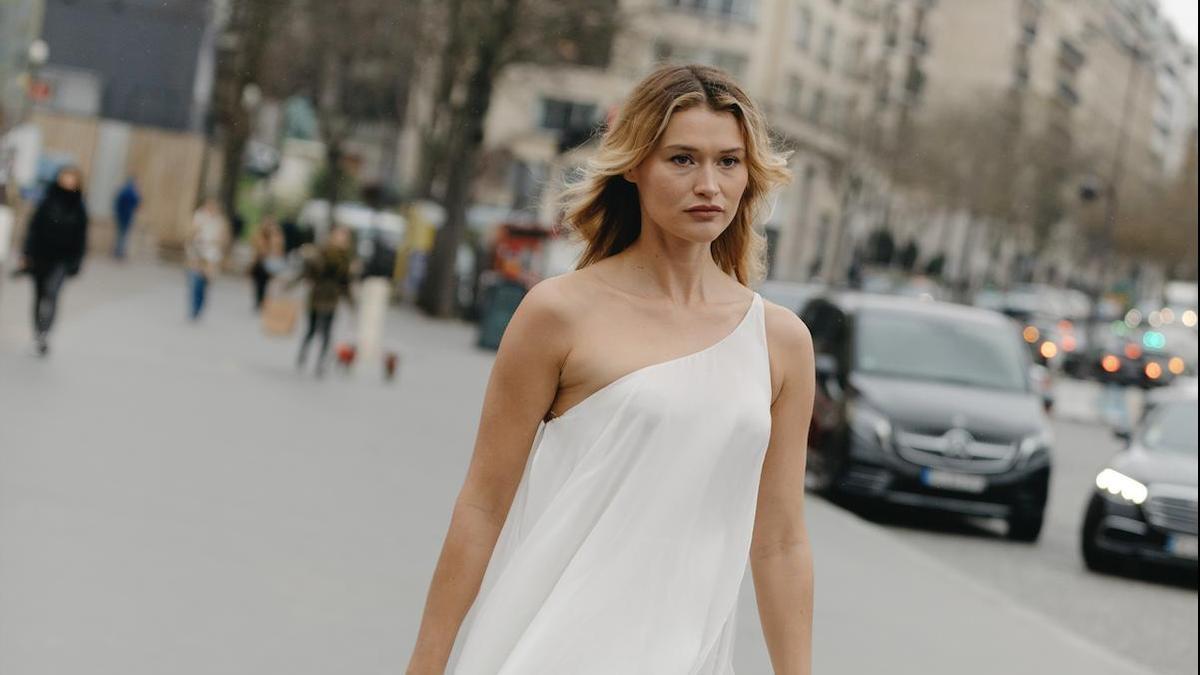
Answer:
[
  {"left": 750, "top": 305, "right": 816, "bottom": 675},
  {"left": 406, "top": 279, "right": 572, "bottom": 675}
]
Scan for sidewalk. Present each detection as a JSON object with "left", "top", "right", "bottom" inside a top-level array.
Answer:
[{"left": 0, "top": 260, "right": 1153, "bottom": 674}]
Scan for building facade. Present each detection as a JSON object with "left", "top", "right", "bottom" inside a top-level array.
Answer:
[{"left": 414, "top": 0, "right": 1195, "bottom": 284}]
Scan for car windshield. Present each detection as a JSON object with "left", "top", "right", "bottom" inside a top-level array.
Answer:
[
  {"left": 855, "top": 310, "right": 1029, "bottom": 392},
  {"left": 1139, "top": 400, "right": 1199, "bottom": 457}
]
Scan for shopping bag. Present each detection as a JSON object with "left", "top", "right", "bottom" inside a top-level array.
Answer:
[{"left": 261, "top": 295, "right": 300, "bottom": 337}]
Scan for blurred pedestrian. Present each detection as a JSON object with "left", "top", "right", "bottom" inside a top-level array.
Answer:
[
  {"left": 290, "top": 225, "right": 355, "bottom": 376},
  {"left": 249, "top": 215, "right": 285, "bottom": 312},
  {"left": 185, "top": 197, "right": 229, "bottom": 321},
  {"left": 19, "top": 165, "right": 89, "bottom": 356},
  {"left": 356, "top": 231, "right": 396, "bottom": 371},
  {"left": 112, "top": 176, "right": 141, "bottom": 260},
  {"left": 280, "top": 217, "right": 302, "bottom": 254},
  {"left": 0, "top": 185, "right": 13, "bottom": 264},
  {"left": 0, "top": 184, "right": 15, "bottom": 301}
]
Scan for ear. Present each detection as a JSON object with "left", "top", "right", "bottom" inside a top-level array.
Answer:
[{"left": 623, "top": 167, "right": 638, "bottom": 184}]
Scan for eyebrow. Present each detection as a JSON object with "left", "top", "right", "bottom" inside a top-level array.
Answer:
[{"left": 663, "top": 144, "right": 745, "bottom": 154}]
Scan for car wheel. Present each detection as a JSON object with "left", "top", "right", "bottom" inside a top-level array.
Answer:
[
  {"left": 1007, "top": 513, "right": 1044, "bottom": 542},
  {"left": 1081, "top": 497, "right": 1117, "bottom": 573}
]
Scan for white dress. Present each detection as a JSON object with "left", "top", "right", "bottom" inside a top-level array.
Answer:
[{"left": 450, "top": 291, "right": 773, "bottom": 674}]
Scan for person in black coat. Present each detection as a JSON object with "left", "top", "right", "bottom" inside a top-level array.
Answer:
[{"left": 20, "top": 165, "right": 89, "bottom": 355}]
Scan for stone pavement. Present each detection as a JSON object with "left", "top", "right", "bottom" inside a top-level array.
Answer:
[{"left": 0, "top": 259, "right": 1156, "bottom": 674}]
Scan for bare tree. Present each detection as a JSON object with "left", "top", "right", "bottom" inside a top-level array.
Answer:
[
  {"left": 1112, "top": 136, "right": 1198, "bottom": 278},
  {"left": 257, "top": 0, "right": 423, "bottom": 207},
  {"left": 415, "top": 0, "right": 619, "bottom": 318},
  {"left": 214, "top": 0, "right": 288, "bottom": 222}
]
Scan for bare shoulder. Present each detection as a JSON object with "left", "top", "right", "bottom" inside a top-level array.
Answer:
[
  {"left": 763, "top": 299, "right": 814, "bottom": 361},
  {"left": 503, "top": 271, "right": 597, "bottom": 354},
  {"left": 762, "top": 298, "right": 815, "bottom": 399}
]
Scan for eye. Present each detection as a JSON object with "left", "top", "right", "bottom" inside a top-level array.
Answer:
[
  {"left": 671, "top": 154, "right": 695, "bottom": 166},
  {"left": 719, "top": 156, "right": 741, "bottom": 168}
]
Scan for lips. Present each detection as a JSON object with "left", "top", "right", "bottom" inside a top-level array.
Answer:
[{"left": 685, "top": 205, "right": 724, "bottom": 213}]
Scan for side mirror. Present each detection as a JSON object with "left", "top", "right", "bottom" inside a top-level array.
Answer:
[{"left": 814, "top": 353, "right": 839, "bottom": 381}]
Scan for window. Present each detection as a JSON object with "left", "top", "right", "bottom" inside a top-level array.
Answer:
[
  {"left": 665, "top": 0, "right": 758, "bottom": 21},
  {"left": 820, "top": 24, "right": 836, "bottom": 68},
  {"left": 795, "top": 5, "right": 813, "bottom": 51},
  {"left": 846, "top": 34, "right": 867, "bottom": 76},
  {"left": 1056, "top": 80, "right": 1079, "bottom": 107},
  {"left": 1014, "top": 64, "right": 1030, "bottom": 87},
  {"left": 808, "top": 87, "right": 827, "bottom": 125},
  {"left": 654, "top": 44, "right": 746, "bottom": 79},
  {"left": 1057, "top": 38, "right": 1085, "bottom": 72},
  {"left": 654, "top": 39, "right": 673, "bottom": 62},
  {"left": 540, "top": 98, "right": 598, "bottom": 131},
  {"left": 712, "top": 50, "right": 749, "bottom": 79},
  {"left": 787, "top": 75, "right": 804, "bottom": 114},
  {"left": 904, "top": 67, "right": 925, "bottom": 100}
]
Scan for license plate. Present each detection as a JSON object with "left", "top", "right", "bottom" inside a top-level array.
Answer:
[
  {"left": 920, "top": 468, "right": 987, "bottom": 494},
  {"left": 1166, "top": 534, "right": 1199, "bottom": 560}
]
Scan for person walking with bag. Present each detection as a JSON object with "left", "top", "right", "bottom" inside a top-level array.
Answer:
[
  {"left": 19, "top": 165, "right": 89, "bottom": 356},
  {"left": 290, "top": 225, "right": 355, "bottom": 376},
  {"left": 185, "top": 197, "right": 229, "bottom": 321}
]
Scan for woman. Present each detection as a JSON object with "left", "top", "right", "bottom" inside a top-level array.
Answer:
[
  {"left": 291, "top": 225, "right": 355, "bottom": 376},
  {"left": 184, "top": 197, "right": 229, "bottom": 321},
  {"left": 20, "top": 166, "right": 89, "bottom": 356},
  {"left": 249, "top": 215, "right": 285, "bottom": 311},
  {"left": 407, "top": 65, "right": 816, "bottom": 674}
]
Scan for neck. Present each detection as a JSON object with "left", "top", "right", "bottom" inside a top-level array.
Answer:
[{"left": 618, "top": 227, "right": 728, "bottom": 304}]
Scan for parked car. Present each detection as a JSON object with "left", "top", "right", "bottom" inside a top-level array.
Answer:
[
  {"left": 1081, "top": 392, "right": 1198, "bottom": 574},
  {"left": 799, "top": 293, "right": 1054, "bottom": 541}
]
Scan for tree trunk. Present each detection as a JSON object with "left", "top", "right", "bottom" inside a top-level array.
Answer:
[
  {"left": 418, "top": 0, "right": 522, "bottom": 318},
  {"left": 416, "top": 0, "right": 466, "bottom": 200}
]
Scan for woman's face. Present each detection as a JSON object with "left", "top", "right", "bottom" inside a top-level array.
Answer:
[
  {"left": 57, "top": 170, "right": 80, "bottom": 192},
  {"left": 626, "top": 106, "right": 749, "bottom": 245}
]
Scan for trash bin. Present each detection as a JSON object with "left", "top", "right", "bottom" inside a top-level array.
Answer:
[{"left": 477, "top": 278, "right": 528, "bottom": 350}]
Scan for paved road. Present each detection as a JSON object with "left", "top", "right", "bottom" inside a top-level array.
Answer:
[{"left": 0, "top": 260, "right": 1189, "bottom": 674}]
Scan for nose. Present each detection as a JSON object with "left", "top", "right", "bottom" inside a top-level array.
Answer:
[{"left": 694, "top": 164, "right": 719, "bottom": 199}]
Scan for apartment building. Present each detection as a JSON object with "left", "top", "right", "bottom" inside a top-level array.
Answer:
[
  {"left": 446, "top": 0, "right": 929, "bottom": 281},
  {"left": 418, "top": 0, "right": 1193, "bottom": 281}
]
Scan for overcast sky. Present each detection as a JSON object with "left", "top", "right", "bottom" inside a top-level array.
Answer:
[{"left": 1161, "top": 0, "right": 1198, "bottom": 48}]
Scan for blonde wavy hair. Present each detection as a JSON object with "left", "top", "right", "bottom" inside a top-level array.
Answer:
[{"left": 560, "top": 64, "right": 791, "bottom": 286}]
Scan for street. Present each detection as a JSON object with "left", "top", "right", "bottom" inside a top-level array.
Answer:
[{"left": 1, "top": 259, "right": 1196, "bottom": 674}]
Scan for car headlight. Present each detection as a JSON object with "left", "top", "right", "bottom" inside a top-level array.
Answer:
[
  {"left": 1095, "top": 468, "right": 1148, "bottom": 505},
  {"left": 848, "top": 400, "right": 892, "bottom": 448},
  {"left": 1017, "top": 429, "right": 1053, "bottom": 466}
]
